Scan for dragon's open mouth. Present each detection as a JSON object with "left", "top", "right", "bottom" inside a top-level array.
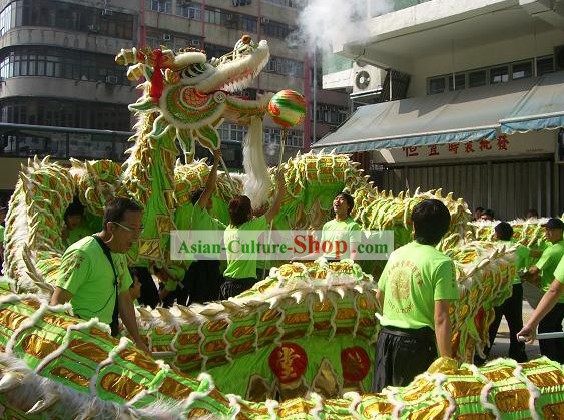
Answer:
[{"left": 198, "top": 40, "right": 270, "bottom": 94}]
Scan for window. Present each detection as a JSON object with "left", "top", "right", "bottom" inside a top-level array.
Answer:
[
  {"left": 264, "top": 56, "right": 303, "bottom": 77},
  {"left": 218, "top": 123, "right": 248, "bottom": 143},
  {"left": 448, "top": 73, "right": 465, "bottom": 91},
  {"left": 0, "top": 0, "right": 134, "bottom": 39},
  {"left": 0, "top": 46, "right": 129, "bottom": 85},
  {"left": 512, "top": 61, "right": 532, "bottom": 80},
  {"left": 150, "top": 0, "right": 172, "bottom": 14},
  {"left": 490, "top": 66, "right": 508, "bottom": 84},
  {"left": 468, "top": 69, "right": 487, "bottom": 88},
  {"left": 536, "top": 56, "right": 554, "bottom": 76},
  {"left": 0, "top": 98, "right": 131, "bottom": 131},
  {"left": 428, "top": 76, "right": 446, "bottom": 94},
  {"left": 176, "top": 4, "right": 201, "bottom": 20}
]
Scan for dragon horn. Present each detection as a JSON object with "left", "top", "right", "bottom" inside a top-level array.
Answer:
[{"left": 115, "top": 47, "right": 139, "bottom": 66}]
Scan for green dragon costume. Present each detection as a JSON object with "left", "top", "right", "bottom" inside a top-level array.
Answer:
[{"left": 0, "top": 36, "right": 562, "bottom": 418}]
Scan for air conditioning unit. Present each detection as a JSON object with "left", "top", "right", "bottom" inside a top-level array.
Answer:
[
  {"left": 555, "top": 45, "right": 564, "bottom": 71},
  {"left": 162, "top": 34, "right": 172, "bottom": 41},
  {"left": 101, "top": 9, "right": 113, "bottom": 16},
  {"left": 352, "top": 63, "right": 385, "bottom": 93},
  {"left": 106, "top": 75, "right": 118, "bottom": 84},
  {"left": 88, "top": 24, "right": 100, "bottom": 33},
  {"left": 190, "top": 39, "right": 200, "bottom": 46},
  {"left": 260, "top": 16, "right": 270, "bottom": 24}
]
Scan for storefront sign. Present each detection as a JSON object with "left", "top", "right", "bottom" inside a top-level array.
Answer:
[{"left": 375, "top": 132, "right": 555, "bottom": 164}]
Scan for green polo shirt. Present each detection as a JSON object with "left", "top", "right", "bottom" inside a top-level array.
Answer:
[
  {"left": 500, "top": 240, "right": 530, "bottom": 285},
  {"left": 536, "top": 240, "right": 564, "bottom": 296},
  {"left": 549, "top": 256, "right": 564, "bottom": 303},
  {"left": 378, "top": 241, "right": 459, "bottom": 330},
  {"left": 224, "top": 216, "right": 268, "bottom": 279},
  {"left": 56, "top": 236, "right": 132, "bottom": 324},
  {"left": 321, "top": 217, "right": 362, "bottom": 259}
]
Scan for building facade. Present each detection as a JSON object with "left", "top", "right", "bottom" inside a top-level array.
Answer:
[
  {"left": 318, "top": 0, "right": 564, "bottom": 220},
  {"left": 0, "top": 0, "right": 350, "bottom": 200}
]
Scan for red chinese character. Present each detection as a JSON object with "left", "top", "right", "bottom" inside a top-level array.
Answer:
[
  {"left": 428, "top": 145, "right": 440, "bottom": 156},
  {"left": 465, "top": 142, "right": 474, "bottom": 153},
  {"left": 402, "top": 146, "right": 419, "bottom": 157},
  {"left": 479, "top": 139, "right": 492, "bottom": 151},
  {"left": 497, "top": 135, "right": 509, "bottom": 150},
  {"left": 448, "top": 143, "right": 459, "bottom": 154}
]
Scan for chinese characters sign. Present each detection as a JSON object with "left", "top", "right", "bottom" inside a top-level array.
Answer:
[
  {"left": 376, "top": 132, "right": 555, "bottom": 164},
  {"left": 401, "top": 135, "right": 510, "bottom": 159}
]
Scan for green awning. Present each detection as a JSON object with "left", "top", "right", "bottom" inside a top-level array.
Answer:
[
  {"left": 313, "top": 72, "right": 564, "bottom": 153},
  {"left": 500, "top": 72, "right": 564, "bottom": 134}
]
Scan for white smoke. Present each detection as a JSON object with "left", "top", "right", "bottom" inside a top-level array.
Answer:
[{"left": 295, "top": 0, "right": 395, "bottom": 53}]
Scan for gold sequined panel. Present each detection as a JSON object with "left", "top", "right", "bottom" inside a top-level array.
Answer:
[
  {"left": 482, "top": 367, "right": 514, "bottom": 382},
  {"left": 68, "top": 339, "right": 108, "bottom": 363},
  {"left": 278, "top": 397, "right": 315, "bottom": 417},
  {"left": 456, "top": 414, "right": 495, "bottom": 420},
  {"left": 51, "top": 366, "right": 90, "bottom": 387},
  {"left": 159, "top": 377, "right": 193, "bottom": 399},
  {"left": 494, "top": 389, "right": 530, "bottom": 412},
  {"left": 20, "top": 299, "right": 41, "bottom": 309},
  {"left": 22, "top": 334, "right": 58, "bottom": 359},
  {"left": 42, "top": 314, "right": 77, "bottom": 330},
  {"left": 336, "top": 308, "right": 356, "bottom": 320},
  {"left": 402, "top": 381, "right": 436, "bottom": 401},
  {"left": 542, "top": 402, "right": 564, "bottom": 418},
  {"left": 260, "top": 309, "right": 280, "bottom": 322},
  {"left": 258, "top": 325, "right": 277, "bottom": 339},
  {"left": 138, "top": 239, "right": 162, "bottom": 260},
  {"left": 362, "top": 401, "right": 394, "bottom": 417},
  {"left": 187, "top": 409, "right": 213, "bottom": 418},
  {"left": 176, "top": 353, "right": 202, "bottom": 364},
  {"left": 206, "top": 319, "right": 228, "bottom": 333},
  {"left": 204, "top": 339, "right": 226, "bottom": 353},
  {"left": 232, "top": 325, "right": 255, "bottom": 338},
  {"left": 230, "top": 341, "right": 254, "bottom": 355},
  {"left": 0, "top": 308, "right": 29, "bottom": 331},
  {"left": 285, "top": 313, "right": 310, "bottom": 325},
  {"left": 443, "top": 380, "right": 486, "bottom": 398},
  {"left": 407, "top": 400, "right": 448, "bottom": 420},
  {"left": 100, "top": 371, "right": 146, "bottom": 400},
  {"left": 313, "top": 321, "right": 331, "bottom": 331},
  {"left": 313, "top": 300, "right": 332, "bottom": 312},
  {"left": 119, "top": 349, "right": 161, "bottom": 375},
  {"left": 176, "top": 333, "right": 200, "bottom": 346},
  {"left": 528, "top": 370, "right": 564, "bottom": 388}
]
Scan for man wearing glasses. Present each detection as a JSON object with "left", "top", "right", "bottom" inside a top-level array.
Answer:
[{"left": 50, "top": 197, "right": 149, "bottom": 353}]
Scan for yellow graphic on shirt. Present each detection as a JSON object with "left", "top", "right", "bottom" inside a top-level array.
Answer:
[{"left": 387, "top": 260, "right": 422, "bottom": 314}]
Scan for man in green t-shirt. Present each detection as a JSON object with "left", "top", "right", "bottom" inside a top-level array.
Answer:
[
  {"left": 518, "top": 256, "right": 564, "bottom": 363},
  {"left": 50, "top": 197, "right": 148, "bottom": 353},
  {"left": 184, "top": 149, "right": 226, "bottom": 304},
  {"left": 372, "top": 199, "right": 459, "bottom": 392},
  {"left": 521, "top": 217, "right": 564, "bottom": 362},
  {"left": 479, "top": 222, "right": 529, "bottom": 363}
]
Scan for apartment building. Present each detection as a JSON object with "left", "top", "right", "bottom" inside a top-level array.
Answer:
[
  {"left": 0, "top": 0, "right": 350, "bottom": 201},
  {"left": 316, "top": 0, "right": 564, "bottom": 219}
]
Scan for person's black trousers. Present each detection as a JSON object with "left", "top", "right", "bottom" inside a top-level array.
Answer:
[
  {"left": 485, "top": 283, "right": 527, "bottom": 362},
  {"left": 372, "top": 326, "right": 437, "bottom": 392},
  {"left": 538, "top": 302, "right": 564, "bottom": 363}
]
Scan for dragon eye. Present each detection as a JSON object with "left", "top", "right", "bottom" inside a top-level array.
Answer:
[{"left": 182, "top": 63, "right": 206, "bottom": 77}]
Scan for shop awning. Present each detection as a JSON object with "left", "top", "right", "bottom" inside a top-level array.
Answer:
[
  {"left": 313, "top": 72, "right": 564, "bottom": 153},
  {"left": 500, "top": 72, "right": 564, "bottom": 134}
]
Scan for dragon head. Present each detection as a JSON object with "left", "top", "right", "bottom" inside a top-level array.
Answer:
[{"left": 116, "top": 35, "right": 271, "bottom": 158}]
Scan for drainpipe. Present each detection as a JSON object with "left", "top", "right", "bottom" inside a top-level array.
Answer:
[
  {"left": 303, "top": 51, "right": 312, "bottom": 150},
  {"left": 201, "top": 0, "right": 206, "bottom": 50},
  {"left": 139, "top": 0, "right": 146, "bottom": 47}
]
